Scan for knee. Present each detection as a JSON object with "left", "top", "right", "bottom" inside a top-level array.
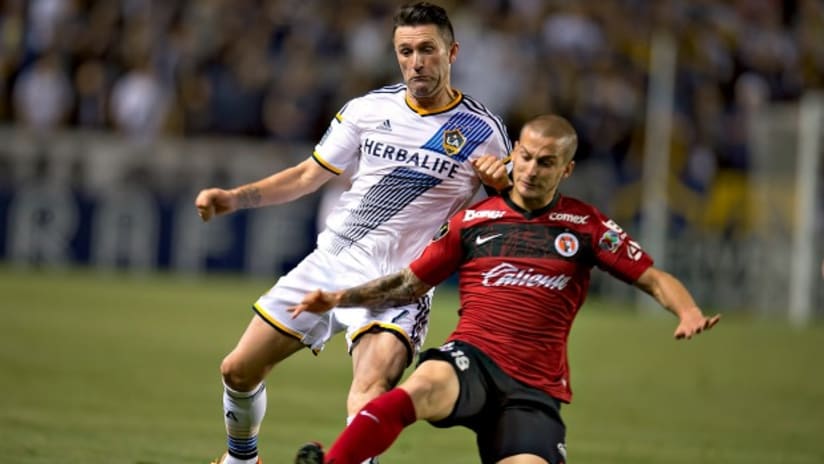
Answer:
[
  {"left": 220, "top": 354, "right": 263, "bottom": 392},
  {"left": 347, "top": 376, "right": 393, "bottom": 413},
  {"left": 351, "top": 371, "right": 394, "bottom": 393}
]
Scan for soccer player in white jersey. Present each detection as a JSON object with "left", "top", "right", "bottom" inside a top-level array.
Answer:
[{"left": 195, "top": 3, "right": 512, "bottom": 463}]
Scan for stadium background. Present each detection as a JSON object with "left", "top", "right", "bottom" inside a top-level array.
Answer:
[{"left": 1, "top": 1, "right": 823, "bottom": 463}]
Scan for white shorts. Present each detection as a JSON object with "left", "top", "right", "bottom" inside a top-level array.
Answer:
[{"left": 253, "top": 247, "right": 432, "bottom": 361}]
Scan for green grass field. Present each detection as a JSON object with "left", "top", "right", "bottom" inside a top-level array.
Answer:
[{"left": 1, "top": 267, "right": 823, "bottom": 464}]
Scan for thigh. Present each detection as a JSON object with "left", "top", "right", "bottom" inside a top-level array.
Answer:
[
  {"left": 254, "top": 249, "right": 344, "bottom": 351},
  {"left": 421, "top": 341, "right": 492, "bottom": 430},
  {"left": 222, "top": 315, "right": 305, "bottom": 390},
  {"left": 496, "top": 454, "right": 550, "bottom": 464},
  {"left": 350, "top": 331, "right": 410, "bottom": 393},
  {"left": 339, "top": 288, "right": 433, "bottom": 357},
  {"left": 400, "top": 359, "right": 460, "bottom": 422},
  {"left": 477, "top": 405, "right": 567, "bottom": 464}
]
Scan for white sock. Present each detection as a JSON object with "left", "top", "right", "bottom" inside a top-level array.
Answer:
[
  {"left": 223, "top": 382, "right": 266, "bottom": 464},
  {"left": 346, "top": 415, "right": 379, "bottom": 464}
]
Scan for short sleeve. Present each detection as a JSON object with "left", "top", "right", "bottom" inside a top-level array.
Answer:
[
  {"left": 591, "top": 213, "right": 654, "bottom": 283},
  {"left": 312, "top": 99, "right": 364, "bottom": 175},
  {"left": 470, "top": 115, "right": 513, "bottom": 169}
]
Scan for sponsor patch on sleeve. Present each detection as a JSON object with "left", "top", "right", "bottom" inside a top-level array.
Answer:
[
  {"left": 598, "top": 230, "right": 623, "bottom": 253},
  {"left": 626, "top": 240, "right": 643, "bottom": 261}
]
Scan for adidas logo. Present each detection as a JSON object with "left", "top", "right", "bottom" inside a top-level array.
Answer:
[{"left": 375, "top": 119, "right": 392, "bottom": 131}]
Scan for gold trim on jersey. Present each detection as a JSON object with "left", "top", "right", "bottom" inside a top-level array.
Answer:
[
  {"left": 311, "top": 151, "right": 344, "bottom": 175},
  {"left": 349, "top": 321, "right": 413, "bottom": 352},
  {"left": 253, "top": 302, "right": 304, "bottom": 341},
  {"left": 335, "top": 112, "right": 343, "bottom": 123},
  {"left": 405, "top": 89, "right": 463, "bottom": 115}
]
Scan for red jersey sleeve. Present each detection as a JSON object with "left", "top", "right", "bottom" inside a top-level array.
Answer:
[
  {"left": 409, "top": 215, "right": 465, "bottom": 286},
  {"left": 591, "top": 213, "right": 653, "bottom": 283}
]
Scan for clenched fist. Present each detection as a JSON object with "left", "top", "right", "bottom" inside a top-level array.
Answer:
[
  {"left": 194, "top": 188, "right": 237, "bottom": 222},
  {"left": 472, "top": 154, "right": 512, "bottom": 191}
]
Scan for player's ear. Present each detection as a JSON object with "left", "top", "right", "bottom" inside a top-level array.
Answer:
[
  {"left": 449, "top": 41, "right": 459, "bottom": 64},
  {"left": 563, "top": 160, "right": 575, "bottom": 179}
]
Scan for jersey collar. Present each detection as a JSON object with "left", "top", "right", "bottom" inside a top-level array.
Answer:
[
  {"left": 405, "top": 88, "right": 463, "bottom": 116},
  {"left": 503, "top": 191, "right": 561, "bottom": 220}
]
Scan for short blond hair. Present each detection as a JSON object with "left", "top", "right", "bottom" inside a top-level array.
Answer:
[{"left": 522, "top": 114, "right": 578, "bottom": 161}]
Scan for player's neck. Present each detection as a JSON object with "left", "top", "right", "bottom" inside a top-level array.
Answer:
[
  {"left": 508, "top": 189, "right": 557, "bottom": 212},
  {"left": 406, "top": 86, "right": 460, "bottom": 113}
]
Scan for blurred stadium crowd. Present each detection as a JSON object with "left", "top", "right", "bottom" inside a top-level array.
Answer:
[{"left": 1, "top": 0, "right": 823, "bottom": 187}]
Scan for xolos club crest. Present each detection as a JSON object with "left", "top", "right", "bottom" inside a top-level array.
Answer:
[
  {"left": 554, "top": 232, "right": 579, "bottom": 257},
  {"left": 443, "top": 128, "right": 466, "bottom": 156}
]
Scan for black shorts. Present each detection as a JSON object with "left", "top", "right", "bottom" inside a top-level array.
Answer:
[{"left": 418, "top": 340, "right": 567, "bottom": 464}]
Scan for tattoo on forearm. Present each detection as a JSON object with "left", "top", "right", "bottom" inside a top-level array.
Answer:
[
  {"left": 236, "top": 186, "right": 262, "bottom": 209},
  {"left": 339, "top": 269, "right": 429, "bottom": 310}
]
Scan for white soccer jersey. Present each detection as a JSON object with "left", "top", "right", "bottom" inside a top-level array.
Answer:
[{"left": 313, "top": 83, "right": 512, "bottom": 275}]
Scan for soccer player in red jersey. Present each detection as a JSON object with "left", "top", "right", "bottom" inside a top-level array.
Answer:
[
  {"left": 290, "top": 114, "right": 721, "bottom": 464},
  {"left": 196, "top": 3, "right": 511, "bottom": 463}
]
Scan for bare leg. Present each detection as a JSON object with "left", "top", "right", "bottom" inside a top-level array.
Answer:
[
  {"left": 496, "top": 455, "right": 549, "bottom": 464},
  {"left": 341, "top": 331, "right": 408, "bottom": 463},
  {"left": 221, "top": 315, "right": 305, "bottom": 390},
  {"left": 347, "top": 331, "right": 409, "bottom": 415},
  {"left": 398, "top": 360, "right": 459, "bottom": 422},
  {"left": 219, "top": 315, "right": 305, "bottom": 463},
  {"left": 321, "top": 359, "right": 459, "bottom": 464}
]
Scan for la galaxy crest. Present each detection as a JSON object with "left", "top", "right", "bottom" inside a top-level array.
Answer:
[{"left": 443, "top": 128, "right": 466, "bottom": 156}]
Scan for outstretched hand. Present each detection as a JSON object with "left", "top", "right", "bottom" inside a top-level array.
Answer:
[
  {"left": 472, "top": 154, "right": 512, "bottom": 191},
  {"left": 287, "top": 289, "right": 339, "bottom": 319},
  {"left": 674, "top": 312, "right": 721, "bottom": 340},
  {"left": 195, "top": 188, "right": 236, "bottom": 222}
]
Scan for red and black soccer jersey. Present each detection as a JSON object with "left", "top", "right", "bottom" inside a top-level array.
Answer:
[{"left": 409, "top": 193, "right": 653, "bottom": 403}]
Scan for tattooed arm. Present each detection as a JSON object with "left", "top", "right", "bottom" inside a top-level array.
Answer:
[
  {"left": 288, "top": 268, "right": 433, "bottom": 318},
  {"left": 195, "top": 157, "right": 334, "bottom": 221}
]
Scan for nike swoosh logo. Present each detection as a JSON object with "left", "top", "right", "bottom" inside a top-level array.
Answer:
[
  {"left": 475, "top": 233, "right": 502, "bottom": 246},
  {"left": 359, "top": 410, "right": 380, "bottom": 423}
]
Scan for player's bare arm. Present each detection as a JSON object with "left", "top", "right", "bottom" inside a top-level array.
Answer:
[
  {"left": 288, "top": 268, "right": 433, "bottom": 318},
  {"left": 234, "top": 185, "right": 262, "bottom": 209},
  {"left": 195, "top": 158, "right": 334, "bottom": 222},
  {"left": 634, "top": 267, "right": 721, "bottom": 340},
  {"left": 472, "top": 154, "right": 512, "bottom": 191},
  {"left": 339, "top": 268, "right": 432, "bottom": 309}
]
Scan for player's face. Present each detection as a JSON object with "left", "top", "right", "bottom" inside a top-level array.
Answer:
[
  {"left": 510, "top": 128, "right": 575, "bottom": 210},
  {"left": 394, "top": 25, "right": 457, "bottom": 106}
]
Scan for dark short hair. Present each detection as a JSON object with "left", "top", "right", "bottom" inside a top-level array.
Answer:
[{"left": 393, "top": 2, "right": 455, "bottom": 45}]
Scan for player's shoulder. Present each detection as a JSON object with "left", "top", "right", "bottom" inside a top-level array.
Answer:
[
  {"left": 459, "top": 92, "right": 503, "bottom": 120},
  {"left": 337, "top": 83, "right": 405, "bottom": 119},
  {"left": 550, "top": 194, "right": 610, "bottom": 230},
  {"left": 458, "top": 93, "right": 506, "bottom": 123},
  {"left": 357, "top": 83, "right": 406, "bottom": 103},
  {"left": 458, "top": 92, "right": 511, "bottom": 146},
  {"left": 453, "top": 195, "right": 509, "bottom": 225},
  {"left": 555, "top": 194, "right": 601, "bottom": 215}
]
